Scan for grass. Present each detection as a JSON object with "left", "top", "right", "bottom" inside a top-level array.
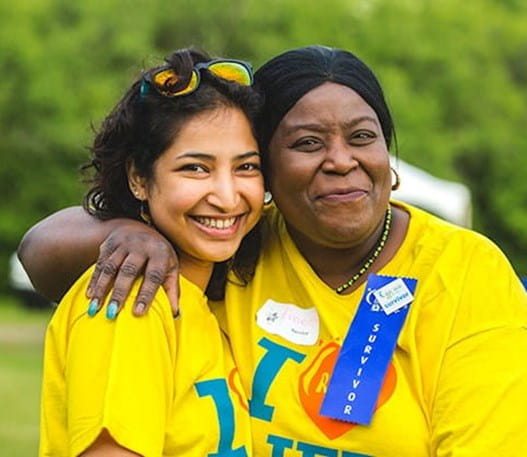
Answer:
[{"left": 0, "top": 295, "right": 53, "bottom": 456}]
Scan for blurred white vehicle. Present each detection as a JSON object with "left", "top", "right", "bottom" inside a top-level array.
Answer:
[
  {"left": 391, "top": 157, "right": 472, "bottom": 227},
  {"left": 9, "top": 252, "right": 53, "bottom": 308}
]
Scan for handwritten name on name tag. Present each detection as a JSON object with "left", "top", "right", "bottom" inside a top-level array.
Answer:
[{"left": 256, "top": 300, "right": 320, "bottom": 346}]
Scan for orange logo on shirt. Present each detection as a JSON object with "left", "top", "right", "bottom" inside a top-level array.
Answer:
[
  {"left": 228, "top": 367, "right": 249, "bottom": 412},
  {"left": 298, "top": 342, "right": 396, "bottom": 439}
]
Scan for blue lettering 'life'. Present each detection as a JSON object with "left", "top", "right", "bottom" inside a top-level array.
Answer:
[
  {"left": 267, "top": 434, "right": 373, "bottom": 457},
  {"left": 249, "top": 337, "right": 306, "bottom": 421},
  {"left": 195, "top": 379, "right": 247, "bottom": 457}
]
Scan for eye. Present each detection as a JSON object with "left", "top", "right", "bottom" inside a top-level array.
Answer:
[
  {"left": 237, "top": 161, "right": 262, "bottom": 174},
  {"left": 290, "top": 137, "right": 323, "bottom": 152},
  {"left": 350, "top": 130, "right": 377, "bottom": 146},
  {"left": 179, "top": 163, "right": 208, "bottom": 173}
]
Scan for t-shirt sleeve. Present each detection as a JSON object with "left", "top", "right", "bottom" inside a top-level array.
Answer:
[
  {"left": 431, "top": 238, "right": 527, "bottom": 456},
  {"left": 65, "top": 292, "right": 176, "bottom": 457}
]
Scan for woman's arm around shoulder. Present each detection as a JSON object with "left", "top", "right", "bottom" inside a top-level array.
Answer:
[
  {"left": 17, "top": 206, "right": 179, "bottom": 315},
  {"left": 18, "top": 207, "right": 105, "bottom": 300}
]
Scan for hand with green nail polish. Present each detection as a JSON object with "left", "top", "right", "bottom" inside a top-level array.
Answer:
[{"left": 88, "top": 223, "right": 180, "bottom": 318}]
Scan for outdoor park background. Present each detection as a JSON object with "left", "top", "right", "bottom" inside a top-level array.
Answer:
[{"left": 1, "top": 0, "right": 526, "bottom": 454}]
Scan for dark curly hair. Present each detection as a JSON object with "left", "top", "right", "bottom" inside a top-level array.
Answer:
[{"left": 82, "top": 48, "right": 263, "bottom": 299}]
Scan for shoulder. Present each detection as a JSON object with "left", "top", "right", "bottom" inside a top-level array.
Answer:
[
  {"left": 394, "top": 201, "right": 524, "bottom": 296},
  {"left": 397, "top": 203, "right": 527, "bottom": 347},
  {"left": 49, "top": 265, "right": 100, "bottom": 331},
  {"left": 51, "top": 265, "right": 176, "bottom": 335},
  {"left": 398, "top": 201, "right": 507, "bottom": 262}
]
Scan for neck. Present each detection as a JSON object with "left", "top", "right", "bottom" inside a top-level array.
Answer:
[
  {"left": 177, "top": 252, "right": 215, "bottom": 292},
  {"left": 289, "top": 231, "right": 383, "bottom": 290},
  {"left": 286, "top": 205, "right": 408, "bottom": 292}
]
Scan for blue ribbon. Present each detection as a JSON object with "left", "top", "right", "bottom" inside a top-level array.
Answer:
[{"left": 320, "top": 274, "right": 417, "bottom": 425}]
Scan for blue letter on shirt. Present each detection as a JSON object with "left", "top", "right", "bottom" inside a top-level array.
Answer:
[
  {"left": 249, "top": 337, "right": 305, "bottom": 421},
  {"left": 195, "top": 378, "right": 247, "bottom": 457}
]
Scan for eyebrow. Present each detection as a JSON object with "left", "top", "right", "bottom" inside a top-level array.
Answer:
[
  {"left": 282, "top": 115, "right": 379, "bottom": 135},
  {"left": 175, "top": 150, "right": 260, "bottom": 161}
]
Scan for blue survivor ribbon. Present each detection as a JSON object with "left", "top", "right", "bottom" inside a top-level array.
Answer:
[{"left": 320, "top": 274, "right": 418, "bottom": 425}]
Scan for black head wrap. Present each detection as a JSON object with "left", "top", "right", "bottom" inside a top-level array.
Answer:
[{"left": 254, "top": 45, "right": 395, "bottom": 154}]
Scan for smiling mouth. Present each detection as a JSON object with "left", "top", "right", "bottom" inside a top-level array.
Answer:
[
  {"left": 192, "top": 216, "right": 238, "bottom": 229},
  {"left": 317, "top": 189, "right": 367, "bottom": 201}
]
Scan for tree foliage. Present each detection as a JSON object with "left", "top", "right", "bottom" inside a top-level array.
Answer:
[{"left": 1, "top": 0, "right": 526, "bottom": 291}]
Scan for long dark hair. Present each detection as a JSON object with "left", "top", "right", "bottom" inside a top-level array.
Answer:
[{"left": 82, "top": 48, "right": 263, "bottom": 299}]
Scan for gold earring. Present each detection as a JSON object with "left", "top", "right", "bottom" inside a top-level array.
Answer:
[
  {"left": 139, "top": 200, "right": 152, "bottom": 225},
  {"left": 391, "top": 167, "right": 400, "bottom": 191}
]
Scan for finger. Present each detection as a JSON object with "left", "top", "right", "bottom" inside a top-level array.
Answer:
[
  {"left": 87, "top": 249, "right": 128, "bottom": 315},
  {"left": 105, "top": 298, "right": 121, "bottom": 320},
  {"left": 131, "top": 264, "right": 165, "bottom": 316},
  {"left": 163, "top": 267, "right": 181, "bottom": 318},
  {"left": 86, "top": 237, "right": 119, "bottom": 299},
  {"left": 106, "top": 254, "right": 147, "bottom": 319}
]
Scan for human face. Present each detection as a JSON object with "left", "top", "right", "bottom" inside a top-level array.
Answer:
[
  {"left": 268, "top": 82, "right": 391, "bottom": 250},
  {"left": 132, "top": 106, "right": 263, "bottom": 267}
]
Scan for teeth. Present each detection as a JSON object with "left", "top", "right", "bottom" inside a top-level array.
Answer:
[{"left": 194, "top": 216, "right": 236, "bottom": 229}]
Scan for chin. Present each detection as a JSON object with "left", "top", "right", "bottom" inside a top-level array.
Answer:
[
  {"left": 318, "top": 226, "right": 369, "bottom": 247},
  {"left": 196, "top": 246, "right": 241, "bottom": 264}
]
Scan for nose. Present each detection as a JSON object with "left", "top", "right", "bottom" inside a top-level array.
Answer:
[
  {"left": 206, "top": 172, "right": 241, "bottom": 212},
  {"left": 321, "top": 139, "right": 358, "bottom": 175}
]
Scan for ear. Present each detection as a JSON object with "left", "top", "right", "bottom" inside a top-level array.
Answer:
[{"left": 126, "top": 160, "right": 148, "bottom": 200}]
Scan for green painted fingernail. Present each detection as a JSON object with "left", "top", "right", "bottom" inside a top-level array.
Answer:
[
  {"left": 87, "top": 299, "right": 99, "bottom": 317},
  {"left": 106, "top": 301, "right": 119, "bottom": 320}
]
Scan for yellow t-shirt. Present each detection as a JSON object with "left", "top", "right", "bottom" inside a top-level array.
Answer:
[
  {"left": 216, "top": 202, "right": 527, "bottom": 456},
  {"left": 39, "top": 267, "right": 252, "bottom": 457}
]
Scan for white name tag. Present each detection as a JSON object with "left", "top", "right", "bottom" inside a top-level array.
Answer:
[
  {"left": 373, "top": 278, "right": 414, "bottom": 315},
  {"left": 256, "top": 300, "right": 319, "bottom": 346}
]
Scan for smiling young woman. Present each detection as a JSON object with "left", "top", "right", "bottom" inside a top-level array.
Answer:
[{"left": 36, "top": 48, "right": 263, "bottom": 457}]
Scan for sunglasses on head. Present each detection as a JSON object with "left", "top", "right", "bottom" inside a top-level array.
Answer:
[{"left": 143, "top": 59, "right": 254, "bottom": 98}]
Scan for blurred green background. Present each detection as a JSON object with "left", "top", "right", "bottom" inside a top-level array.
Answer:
[{"left": 1, "top": 0, "right": 526, "bottom": 454}]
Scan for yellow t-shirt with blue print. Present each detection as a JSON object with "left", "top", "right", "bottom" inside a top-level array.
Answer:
[
  {"left": 215, "top": 201, "right": 527, "bottom": 457},
  {"left": 39, "top": 267, "right": 252, "bottom": 457}
]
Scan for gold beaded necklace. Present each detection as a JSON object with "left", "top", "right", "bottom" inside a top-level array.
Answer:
[{"left": 335, "top": 206, "right": 392, "bottom": 294}]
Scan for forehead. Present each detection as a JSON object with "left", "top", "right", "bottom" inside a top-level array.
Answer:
[
  {"left": 179, "top": 106, "right": 250, "bottom": 133},
  {"left": 161, "top": 106, "right": 257, "bottom": 159},
  {"left": 172, "top": 106, "right": 254, "bottom": 145},
  {"left": 278, "top": 82, "right": 379, "bottom": 129}
]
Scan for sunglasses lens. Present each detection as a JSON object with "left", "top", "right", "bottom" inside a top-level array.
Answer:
[
  {"left": 153, "top": 69, "right": 179, "bottom": 91},
  {"left": 208, "top": 62, "right": 253, "bottom": 85},
  {"left": 176, "top": 71, "right": 199, "bottom": 96},
  {"left": 152, "top": 69, "right": 199, "bottom": 96}
]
